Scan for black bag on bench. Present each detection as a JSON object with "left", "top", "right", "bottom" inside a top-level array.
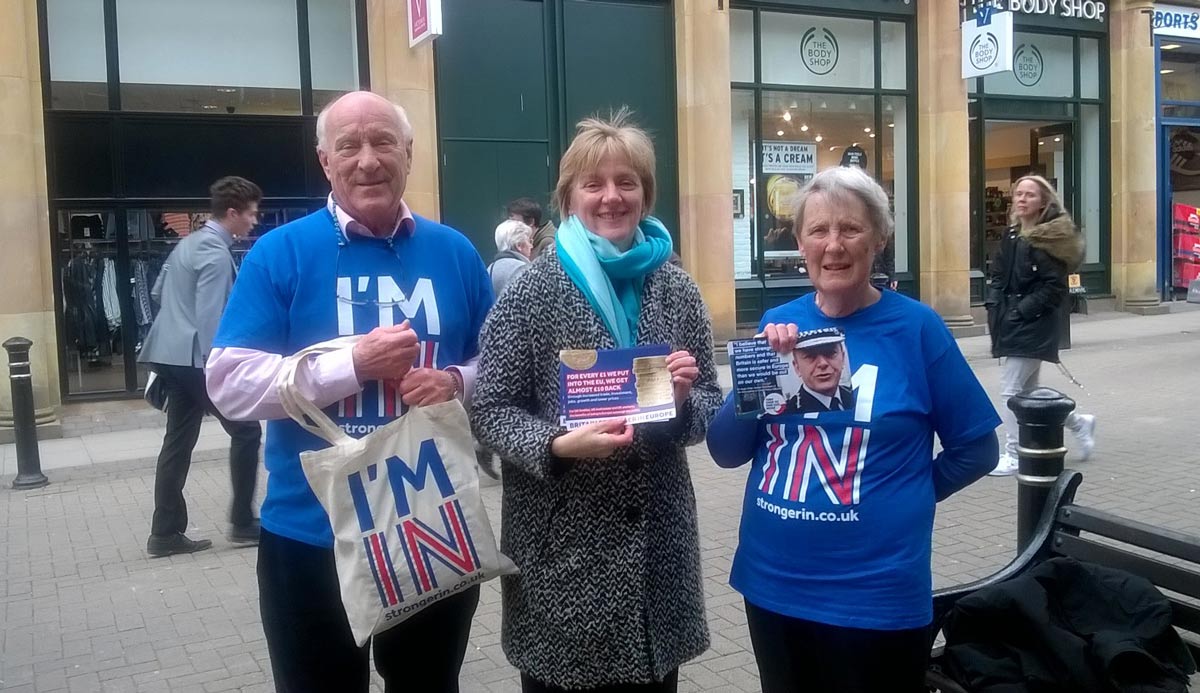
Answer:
[{"left": 942, "top": 556, "right": 1196, "bottom": 693}]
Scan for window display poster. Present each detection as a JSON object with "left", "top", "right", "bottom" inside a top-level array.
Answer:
[
  {"left": 762, "top": 142, "right": 818, "bottom": 175},
  {"left": 1173, "top": 203, "right": 1200, "bottom": 289},
  {"left": 558, "top": 345, "right": 675, "bottom": 429},
  {"left": 728, "top": 328, "right": 856, "bottom": 419}
]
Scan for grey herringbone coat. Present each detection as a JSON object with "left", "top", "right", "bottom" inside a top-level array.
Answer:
[{"left": 470, "top": 251, "right": 722, "bottom": 688}]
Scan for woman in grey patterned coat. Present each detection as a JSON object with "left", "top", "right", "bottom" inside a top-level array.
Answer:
[{"left": 470, "top": 110, "right": 722, "bottom": 692}]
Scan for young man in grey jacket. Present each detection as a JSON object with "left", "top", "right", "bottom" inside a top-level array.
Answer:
[{"left": 139, "top": 176, "right": 264, "bottom": 557}]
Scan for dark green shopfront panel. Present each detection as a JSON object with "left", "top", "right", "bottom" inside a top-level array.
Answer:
[
  {"left": 437, "top": 0, "right": 549, "bottom": 141},
  {"left": 440, "top": 140, "right": 552, "bottom": 259},
  {"left": 561, "top": 0, "right": 679, "bottom": 242}
]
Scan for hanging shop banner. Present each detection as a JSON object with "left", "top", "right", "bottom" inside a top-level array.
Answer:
[
  {"left": 1153, "top": 4, "right": 1200, "bottom": 39},
  {"left": 762, "top": 142, "right": 818, "bottom": 175},
  {"left": 408, "top": 0, "right": 443, "bottom": 47},
  {"left": 962, "top": 8, "right": 1014, "bottom": 79}
]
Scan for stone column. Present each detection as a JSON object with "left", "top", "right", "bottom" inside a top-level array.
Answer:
[
  {"left": 366, "top": 0, "right": 440, "bottom": 220},
  {"left": 0, "top": 0, "right": 61, "bottom": 435},
  {"left": 1110, "top": 0, "right": 1165, "bottom": 314},
  {"left": 674, "top": 0, "right": 736, "bottom": 343},
  {"left": 915, "top": 0, "right": 980, "bottom": 334}
]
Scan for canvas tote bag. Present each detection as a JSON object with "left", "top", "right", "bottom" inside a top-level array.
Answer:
[{"left": 277, "top": 337, "right": 514, "bottom": 646}]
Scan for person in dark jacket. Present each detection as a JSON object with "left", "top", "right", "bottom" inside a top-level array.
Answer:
[
  {"left": 986, "top": 175, "right": 1095, "bottom": 476},
  {"left": 506, "top": 197, "right": 558, "bottom": 258}
]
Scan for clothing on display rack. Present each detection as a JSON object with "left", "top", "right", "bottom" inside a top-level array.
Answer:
[{"left": 102, "top": 258, "right": 121, "bottom": 332}]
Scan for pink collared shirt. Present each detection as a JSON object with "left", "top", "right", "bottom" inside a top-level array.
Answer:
[{"left": 206, "top": 195, "right": 478, "bottom": 422}]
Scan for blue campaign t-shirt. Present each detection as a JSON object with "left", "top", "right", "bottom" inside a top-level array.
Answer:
[
  {"left": 729, "top": 290, "right": 1000, "bottom": 630},
  {"left": 213, "top": 209, "right": 493, "bottom": 548}
]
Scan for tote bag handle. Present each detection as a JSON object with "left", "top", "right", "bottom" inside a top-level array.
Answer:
[{"left": 276, "top": 336, "right": 363, "bottom": 447}]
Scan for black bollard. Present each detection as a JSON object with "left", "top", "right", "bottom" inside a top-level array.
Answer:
[
  {"left": 1009, "top": 387, "right": 1074, "bottom": 552},
  {"left": 4, "top": 337, "right": 48, "bottom": 490}
]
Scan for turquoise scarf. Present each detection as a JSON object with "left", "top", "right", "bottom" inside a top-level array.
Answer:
[{"left": 556, "top": 215, "right": 674, "bottom": 348}]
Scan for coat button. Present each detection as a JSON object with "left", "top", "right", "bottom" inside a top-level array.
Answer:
[{"left": 625, "top": 506, "right": 642, "bottom": 523}]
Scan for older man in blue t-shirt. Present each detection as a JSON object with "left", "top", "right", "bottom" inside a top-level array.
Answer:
[{"left": 206, "top": 91, "right": 492, "bottom": 693}]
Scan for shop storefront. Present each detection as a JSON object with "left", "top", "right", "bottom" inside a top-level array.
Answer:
[
  {"left": 966, "top": 3, "right": 1110, "bottom": 303},
  {"left": 37, "top": 0, "right": 365, "bottom": 399},
  {"left": 728, "top": 0, "right": 917, "bottom": 325},
  {"left": 1153, "top": 3, "right": 1200, "bottom": 298}
]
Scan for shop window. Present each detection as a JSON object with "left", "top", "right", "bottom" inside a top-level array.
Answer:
[
  {"left": 116, "top": 0, "right": 302, "bottom": 114},
  {"left": 1160, "top": 42, "right": 1200, "bottom": 103},
  {"left": 731, "top": 10, "right": 755, "bottom": 84},
  {"left": 880, "top": 22, "right": 906, "bottom": 91},
  {"left": 309, "top": 0, "right": 360, "bottom": 112},
  {"left": 759, "top": 91, "right": 876, "bottom": 277},
  {"left": 1080, "top": 104, "right": 1101, "bottom": 264},
  {"left": 760, "top": 13, "right": 874, "bottom": 90},
  {"left": 882, "top": 95, "right": 908, "bottom": 273},
  {"left": 731, "top": 90, "right": 756, "bottom": 280},
  {"left": 984, "top": 32, "right": 1074, "bottom": 98},
  {"left": 1080, "top": 38, "right": 1100, "bottom": 100},
  {"left": 46, "top": 0, "right": 108, "bottom": 110}
]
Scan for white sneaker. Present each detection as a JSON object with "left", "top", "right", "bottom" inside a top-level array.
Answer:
[
  {"left": 1074, "top": 414, "right": 1096, "bottom": 461},
  {"left": 988, "top": 453, "right": 1019, "bottom": 477}
]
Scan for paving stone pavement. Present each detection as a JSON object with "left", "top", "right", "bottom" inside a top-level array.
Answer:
[{"left": 2, "top": 308, "right": 1199, "bottom": 692}]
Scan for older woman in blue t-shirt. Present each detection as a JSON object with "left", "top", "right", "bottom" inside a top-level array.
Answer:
[{"left": 707, "top": 166, "right": 1000, "bottom": 693}]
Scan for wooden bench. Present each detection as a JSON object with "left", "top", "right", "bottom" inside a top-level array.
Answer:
[{"left": 925, "top": 470, "right": 1200, "bottom": 692}]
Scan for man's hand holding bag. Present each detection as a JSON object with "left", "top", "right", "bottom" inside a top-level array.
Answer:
[{"left": 277, "top": 337, "right": 515, "bottom": 646}]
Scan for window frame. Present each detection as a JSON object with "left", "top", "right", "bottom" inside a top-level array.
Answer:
[
  {"left": 730, "top": 3, "right": 918, "bottom": 323},
  {"left": 40, "top": 0, "right": 370, "bottom": 116}
]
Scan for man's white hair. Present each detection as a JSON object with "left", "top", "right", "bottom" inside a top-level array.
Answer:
[
  {"left": 315, "top": 94, "right": 414, "bottom": 151},
  {"left": 494, "top": 219, "right": 533, "bottom": 252}
]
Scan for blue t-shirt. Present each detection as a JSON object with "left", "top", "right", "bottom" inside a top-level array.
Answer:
[
  {"left": 728, "top": 291, "right": 1000, "bottom": 630},
  {"left": 213, "top": 209, "right": 494, "bottom": 547}
]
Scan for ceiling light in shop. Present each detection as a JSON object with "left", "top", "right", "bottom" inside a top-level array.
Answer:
[
  {"left": 829, "top": 146, "right": 839, "bottom": 152},
  {"left": 885, "top": 102, "right": 894, "bottom": 112},
  {"left": 790, "top": 100, "right": 798, "bottom": 109},
  {"left": 864, "top": 127, "right": 871, "bottom": 133},
  {"left": 1163, "top": 44, "right": 1182, "bottom": 50},
  {"left": 888, "top": 123, "right": 895, "bottom": 128},
  {"left": 1039, "top": 140, "right": 1045, "bottom": 146},
  {"left": 216, "top": 88, "right": 237, "bottom": 93},
  {"left": 783, "top": 111, "right": 792, "bottom": 122},
  {"left": 1054, "top": 136, "right": 1061, "bottom": 142},
  {"left": 849, "top": 102, "right": 857, "bottom": 110},
  {"left": 815, "top": 134, "right": 824, "bottom": 142},
  {"left": 819, "top": 101, "right": 828, "bottom": 109},
  {"left": 777, "top": 130, "right": 785, "bottom": 137},
  {"left": 1161, "top": 69, "right": 1176, "bottom": 74},
  {"left": 202, "top": 105, "right": 219, "bottom": 110},
  {"left": 869, "top": 133, "right": 876, "bottom": 138},
  {"left": 800, "top": 124, "right": 809, "bottom": 132}
]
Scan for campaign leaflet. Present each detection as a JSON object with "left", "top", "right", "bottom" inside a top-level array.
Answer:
[
  {"left": 728, "top": 328, "right": 857, "bottom": 419},
  {"left": 728, "top": 338, "right": 792, "bottom": 419},
  {"left": 558, "top": 345, "right": 675, "bottom": 430}
]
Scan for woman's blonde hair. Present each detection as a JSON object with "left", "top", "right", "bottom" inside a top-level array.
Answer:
[
  {"left": 554, "top": 107, "right": 656, "bottom": 221},
  {"left": 1010, "top": 174, "right": 1065, "bottom": 227}
]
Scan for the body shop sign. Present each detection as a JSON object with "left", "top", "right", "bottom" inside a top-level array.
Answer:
[
  {"left": 961, "top": 0, "right": 1106, "bottom": 22},
  {"left": 409, "top": 0, "right": 443, "bottom": 47},
  {"left": 962, "top": 8, "right": 1014, "bottom": 79}
]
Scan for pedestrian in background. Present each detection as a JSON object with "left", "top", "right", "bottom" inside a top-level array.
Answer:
[
  {"left": 472, "top": 110, "right": 722, "bottom": 692},
  {"left": 140, "top": 175, "right": 264, "bottom": 557},
  {"left": 986, "top": 174, "right": 1095, "bottom": 477},
  {"left": 707, "top": 166, "right": 1000, "bottom": 693},
  {"left": 488, "top": 218, "right": 534, "bottom": 297},
  {"left": 507, "top": 197, "right": 557, "bottom": 258}
]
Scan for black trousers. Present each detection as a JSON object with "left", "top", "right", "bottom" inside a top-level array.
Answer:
[
  {"left": 521, "top": 671, "right": 678, "bottom": 693},
  {"left": 744, "top": 600, "right": 929, "bottom": 693},
  {"left": 149, "top": 364, "right": 261, "bottom": 536},
  {"left": 258, "top": 529, "right": 480, "bottom": 692}
]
